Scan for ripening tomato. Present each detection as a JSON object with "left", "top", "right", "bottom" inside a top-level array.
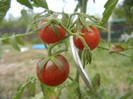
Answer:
[
  {"left": 73, "top": 26, "right": 100, "bottom": 51},
  {"left": 38, "top": 20, "right": 66, "bottom": 44},
  {"left": 36, "top": 54, "right": 69, "bottom": 86}
]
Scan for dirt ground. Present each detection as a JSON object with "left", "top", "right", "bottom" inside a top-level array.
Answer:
[{"left": 0, "top": 47, "right": 47, "bottom": 99}]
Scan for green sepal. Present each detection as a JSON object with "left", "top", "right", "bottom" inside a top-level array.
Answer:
[
  {"left": 79, "top": 16, "right": 91, "bottom": 32},
  {"left": 51, "top": 57, "right": 63, "bottom": 71},
  {"left": 39, "top": 22, "right": 50, "bottom": 30},
  {"left": 32, "top": 55, "right": 45, "bottom": 60},
  {"left": 39, "top": 58, "right": 50, "bottom": 75},
  {"left": 81, "top": 47, "right": 92, "bottom": 68},
  {"left": 51, "top": 23, "right": 60, "bottom": 38}
]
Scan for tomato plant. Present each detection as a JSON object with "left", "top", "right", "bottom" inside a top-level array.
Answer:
[
  {"left": 1, "top": 0, "right": 133, "bottom": 99},
  {"left": 73, "top": 26, "right": 100, "bottom": 51},
  {"left": 36, "top": 54, "right": 69, "bottom": 86},
  {"left": 38, "top": 20, "right": 66, "bottom": 44}
]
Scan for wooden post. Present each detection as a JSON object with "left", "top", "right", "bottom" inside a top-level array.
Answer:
[{"left": 108, "top": 21, "right": 111, "bottom": 42}]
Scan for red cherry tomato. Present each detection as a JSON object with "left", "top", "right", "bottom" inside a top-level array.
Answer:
[
  {"left": 73, "top": 26, "right": 100, "bottom": 51},
  {"left": 38, "top": 20, "right": 66, "bottom": 44},
  {"left": 36, "top": 55, "right": 69, "bottom": 86}
]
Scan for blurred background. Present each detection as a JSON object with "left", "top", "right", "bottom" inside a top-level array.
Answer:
[{"left": 0, "top": 0, "right": 133, "bottom": 99}]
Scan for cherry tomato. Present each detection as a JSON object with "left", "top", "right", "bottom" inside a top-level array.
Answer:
[
  {"left": 73, "top": 26, "right": 100, "bottom": 51},
  {"left": 36, "top": 54, "right": 69, "bottom": 86},
  {"left": 38, "top": 20, "right": 66, "bottom": 44}
]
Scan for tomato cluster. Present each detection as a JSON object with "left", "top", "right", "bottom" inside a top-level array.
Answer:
[{"left": 37, "top": 20, "right": 100, "bottom": 86}]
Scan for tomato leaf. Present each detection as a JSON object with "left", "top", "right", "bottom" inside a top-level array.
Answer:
[
  {"left": 32, "top": 0, "right": 48, "bottom": 9},
  {"left": 26, "top": 77, "right": 36, "bottom": 97},
  {"left": 101, "top": 0, "right": 119, "bottom": 26},
  {"left": 41, "top": 83, "right": 56, "bottom": 99},
  {"left": 39, "top": 58, "right": 49, "bottom": 75},
  {"left": 0, "top": 0, "right": 11, "bottom": 22},
  {"left": 92, "top": 73, "right": 100, "bottom": 92},
  {"left": 126, "top": 37, "right": 133, "bottom": 46},
  {"left": 81, "top": 48, "right": 92, "bottom": 68},
  {"left": 79, "top": 16, "right": 90, "bottom": 32},
  {"left": 0, "top": 41, "right": 2, "bottom": 62},
  {"left": 16, "top": 36, "right": 24, "bottom": 46},
  {"left": 130, "top": 53, "right": 133, "bottom": 62},
  {"left": 1, "top": 33, "right": 10, "bottom": 43},
  {"left": 21, "top": 9, "right": 29, "bottom": 23},
  {"left": 13, "top": 77, "right": 36, "bottom": 99},
  {"left": 17, "top": 0, "right": 33, "bottom": 9},
  {"left": 74, "top": 2, "right": 80, "bottom": 12},
  {"left": 66, "top": 81, "right": 79, "bottom": 99},
  {"left": 127, "top": 76, "right": 133, "bottom": 85},
  {"left": 117, "top": 91, "right": 133, "bottom": 99},
  {"left": 9, "top": 34, "right": 20, "bottom": 51},
  {"left": 109, "top": 43, "right": 128, "bottom": 53},
  {"left": 51, "top": 57, "right": 63, "bottom": 71},
  {"left": 12, "top": 83, "right": 27, "bottom": 99},
  {"left": 51, "top": 23, "right": 60, "bottom": 38}
]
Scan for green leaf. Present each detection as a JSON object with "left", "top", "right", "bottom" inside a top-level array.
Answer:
[
  {"left": 81, "top": 48, "right": 92, "bottom": 68},
  {"left": 0, "top": 0, "right": 11, "bottom": 21},
  {"left": 21, "top": 9, "right": 29, "bottom": 23},
  {"left": 51, "top": 23, "right": 60, "bottom": 38},
  {"left": 118, "top": 91, "right": 133, "bottom": 99},
  {"left": 0, "top": 41, "right": 2, "bottom": 62},
  {"left": 131, "top": 6, "right": 133, "bottom": 16},
  {"left": 126, "top": 37, "right": 133, "bottom": 46},
  {"left": 74, "top": 2, "right": 80, "bottom": 12},
  {"left": 130, "top": 53, "right": 133, "bottom": 62},
  {"left": 92, "top": 73, "right": 100, "bottom": 92},
  {"left": 41, "top": 83, "right": 56, "bottom": 99},
  {"left": 9, "top": 34, "right": 20, "bottom": 51},
  {"left": 26, "top": 77, "right": 36, "bottom": 97},
  {"left": 67, "top": 81, "right": 78, "bottom": 90},
  {"left": 17, "top": 0, "right": 33, "bottom": 9},
  {"left": 1, "top": 33, "right": 10, "bottom": 43},
  {"left": 101, "top": 0, "right": 119, "bottom": 26},
  {"left": 32, "top": 0, "right": 48, "bottom": 9},
  {"left": 16, "top": 36, "right": 24, "bottom": 46},
  {"left": 66, "top": 81, "right": 79, "bottom": 99},
  {"left": 13, "top": 77, "right": 36, "bottom": 99},
  {"left": 119, "top": 44, "right": 128, "bottom": 50},
  {"left": 51, "top": 57, "right": 63, "bottom": 71},
  {"left": 12, "top": 83, "right": 27, "bottom": 99},
  {"left": 127, "top": 76, "right": 133, "bottom": 85}
]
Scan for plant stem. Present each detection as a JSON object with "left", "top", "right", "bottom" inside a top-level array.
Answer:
[
  {"left": 75, "top": 69, "right": 81, "bottom": 99},
  {"left": 0, "top": 27, "right": 41, "bottom": 41},
  {"left": 97, "top": 46, "right": 130, "bottom": 57}
]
